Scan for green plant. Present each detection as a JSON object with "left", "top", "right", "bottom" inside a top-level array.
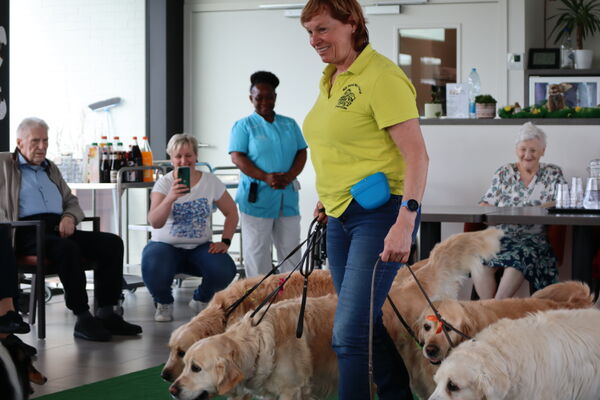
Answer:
[
  {"left": 475, "top": 94, "right": 497, "bottom": 104},
  {"left": 549, "top": 0, "right": 600, "bottom": 49}
]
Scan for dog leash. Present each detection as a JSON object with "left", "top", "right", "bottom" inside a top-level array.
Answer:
[
  {"left": 248, "top": 219, "right": 325, "bottom": 326},
  {"left": 224, "top": 217, "right": 321, "bottom": 318},
  {"left": 385, "top": 295, "right": 422, "bottom": 348}
]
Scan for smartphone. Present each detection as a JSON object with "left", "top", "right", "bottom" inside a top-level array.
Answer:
[
  {"left": 178, "top": 166, "right": 191, "bottom": 192},
  {"left": 248, "top": 182, "right": 258, "bottom": 203}
]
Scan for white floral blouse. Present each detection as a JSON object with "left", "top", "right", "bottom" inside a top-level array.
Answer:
[{"left": 481, "top": 162, "right": 567, "bottom": 235}]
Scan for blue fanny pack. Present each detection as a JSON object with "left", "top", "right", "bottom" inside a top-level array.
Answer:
[{"left": 350, "top": 172, "right": 391, "bottom": 210}]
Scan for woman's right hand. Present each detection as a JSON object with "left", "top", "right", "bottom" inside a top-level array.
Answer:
[
  {"left": 166, "top": 178, "right": 189, "bottom": 202},
  {"left": 313, "top": 201, "right": 328, "bottom": 224},
  {"left": 265, "top": 173, "right": 286, "bottom": 189}
]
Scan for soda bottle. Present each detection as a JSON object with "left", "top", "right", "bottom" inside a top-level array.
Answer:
[
  {"left": 467, "top": 68, "right": 481, "bottom": 119},
  {"left": 131, "top": 137, "right": 143, "bottom": 182},
  {"left": 110, "top": 151, "right": 120, "bottom": 183},
  {"left": 100, "top": 150, "right": 111, "bottom": 183},
  {"left": 141, "top": 136, "right": 154, "bottom": 182}
]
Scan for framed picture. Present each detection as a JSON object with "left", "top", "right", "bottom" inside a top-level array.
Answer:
[
  {"left": 528, "top": 76, "right": 600, "bottom": 107},
  {"left": 528, "top": 48, "right": 560, "bottom": 69}
]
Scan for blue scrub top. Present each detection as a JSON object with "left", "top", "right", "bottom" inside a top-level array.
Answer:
[{"left": 229, "top": 112, "right": 307, "bottom": 218}]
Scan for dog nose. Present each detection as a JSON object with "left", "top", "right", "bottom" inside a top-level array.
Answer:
[
  {"left": 161, "top": 370, "right": 173, "bottom": 382},
  {"left": 169, "top": 383, "right": 181, "bottom": 397},
  {"left": 425, "top": 344, "right": 439, "bottom": 357}
]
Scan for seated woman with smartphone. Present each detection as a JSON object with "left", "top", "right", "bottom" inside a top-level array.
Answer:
[{"left": 141, "top": 133, "right": 239, "bottom": 322}]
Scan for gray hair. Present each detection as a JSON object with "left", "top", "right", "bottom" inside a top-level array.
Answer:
[
  {"left": 17, "top": 117, "right": 49, "bottom": 138},
  {"left": 167, "top": 133, "right": 198, "bottom": 157},
  {"left": 515, "top": 122, "right": 546, "bottom": 148}
]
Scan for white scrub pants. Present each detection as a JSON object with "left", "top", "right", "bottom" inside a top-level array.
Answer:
[{"left": 240, "top": 212, "right": 301, "bottom": 277}]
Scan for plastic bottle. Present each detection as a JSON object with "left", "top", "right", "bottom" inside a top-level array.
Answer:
[
  {"left": 560, "top": 28, "right": 575, "bottom": 69},
  {"left": 100, "top": 150, "right": 111, "bottom": 183},
  {"left": 131, "top": 137, "right": 143, "bottom": 182},
  {"left": 140, "top": 136, "right": 154, "bottom": 182},
  {"left": 99, "top": 136, "right": 108, "bottom": 150},
  {"left": 467, "top": 68, "right": 481, "bottom": 119}
]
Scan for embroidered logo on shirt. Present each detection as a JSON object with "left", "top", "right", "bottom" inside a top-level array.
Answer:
[
  {"left": 336, "top": 83, "right": 362, "bottom": 110},
  {"left": 170, "top": 198, "right": 211, "bottom": 238}
]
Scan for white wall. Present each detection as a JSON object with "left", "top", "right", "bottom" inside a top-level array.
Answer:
[
  {"left": 185, "top": 0, "right": 516, "bottom": 235},
  {"left": 9, "top": 0, "right": 146, "bottom": 160}
]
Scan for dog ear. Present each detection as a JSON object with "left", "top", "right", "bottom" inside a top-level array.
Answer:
[
  {"left": 215, "top": 357, "right": 244, "bottom": 395},
  {"left": 477, "top": 360, "right": 510, "bottom": 400}
]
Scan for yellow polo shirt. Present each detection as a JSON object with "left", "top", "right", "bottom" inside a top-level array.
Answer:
[{"left": 303, "top": 44, "right": 419, "bottom": 217}]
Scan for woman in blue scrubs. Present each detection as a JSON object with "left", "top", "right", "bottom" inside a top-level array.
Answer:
[{"left": 229, "top": 71, "right": 308, "bottom": 277}]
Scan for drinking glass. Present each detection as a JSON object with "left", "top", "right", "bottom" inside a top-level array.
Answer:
[
  {"left": 570, "top": 177, "right": 584, "bottom": 208},
  {"left": 583, "top": 177, "right": 600, "bottom": 210},
  {"left": 555, "top": 183, "right": 570, "bottom": 209}
]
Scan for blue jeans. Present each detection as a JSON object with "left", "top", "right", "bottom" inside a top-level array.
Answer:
[
  {"left": 327, "top": 195, "right": 420, "bottom": 400},
  {"left": 141, "top": 241, "right": 237, "bottom": 304}
]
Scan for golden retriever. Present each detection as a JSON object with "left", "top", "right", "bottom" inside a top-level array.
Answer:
[
  {"left": 162, "top": 269, "right": 335, "bottom": 382},
  {"left": 170, "top": 294, "right": 338, "bottom": 400},
  {"left": 382, "top": 228, "right": 504, "bottom": 400},
  {"left": 429, "top": 308, "right": 600, "bottom": 400},
  {"left": 418, "top": 281, "right": 594, "bottom": 366}
]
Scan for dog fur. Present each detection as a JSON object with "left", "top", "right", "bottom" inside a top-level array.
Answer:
[
  {"left": 418, "top": 281, "right": 594, "bottom": 366},
  {"left": 171, "top": 294, "right": 338, "bottom": 400},
  {"left": 382, "top": 228, "right": 504, "bottom": 400},
  {"left": 429, "top": 308, "right": 600, "bottom": 400},
  {"left": 0, "top": 337, "right": 46, "bottom": 400},
  {"left": 545, "top": 82, "right": 572, "bottom": 112},
  {"left": 162, "top": 269, "right": 335, "bottom": 382}
]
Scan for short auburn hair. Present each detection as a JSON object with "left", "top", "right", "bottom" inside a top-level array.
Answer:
[{"left": 301, "top": 0, "right": 369, "bottom": 52}]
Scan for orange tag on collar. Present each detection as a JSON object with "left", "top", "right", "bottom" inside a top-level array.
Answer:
[{"left": 426, "top": 314, "right": 443, "bottom": 334}]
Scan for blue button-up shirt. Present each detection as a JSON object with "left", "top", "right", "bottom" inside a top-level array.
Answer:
[
  {"left": 18, "top": 153, "right": 63, "bottom": 218},
  {"left": 229, "top": 112, "right": 307, "bottom": 218}
]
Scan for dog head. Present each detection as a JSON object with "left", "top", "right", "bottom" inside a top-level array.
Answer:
[
  {"left": 169, "top": 335, "right": 245, "bottom": 400},
  {"left": 548, "top": 83, "right": 572, "bottom": 96},
  {"left": 430, "top": 340, "right": 510, "bottom": 400},
  {"left": 162, "top": 305, "right": 227, "bottom": 382},
  {"left": 418, "top": 301, "right": 474, "bottom": 365}
]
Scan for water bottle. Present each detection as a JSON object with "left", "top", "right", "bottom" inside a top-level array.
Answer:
[
  {"left": 467, "top": 68, "right": 480, "bottom": 119},
  {"left": 560, "top": 28, "right": 575, "bottom": 69}
]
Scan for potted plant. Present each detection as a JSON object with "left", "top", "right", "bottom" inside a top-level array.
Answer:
[
  {"left": 475, "top": 94, "right": 497, "bottom": 119},
  {"left": 549, "top": 0, "right": 600, "bottom": 69},
  {"left": 423, "top": 86, "right": 444, "bottom": 118}
]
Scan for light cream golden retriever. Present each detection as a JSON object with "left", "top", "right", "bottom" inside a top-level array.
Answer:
[
  {"left": 383, "top": 228, "right": 504, "bottom": 400},
  {"left": 418, "top": 281, "right": 594, "bottom": 366},
  {"left": 162, "top": 269, "right": 335, "bottom": 382},
  {"left": 170, "top": 294, "right": 338, "bottom": 400},
  {"left": 429, "top": 308, "right": 600, "bottom": 400}
]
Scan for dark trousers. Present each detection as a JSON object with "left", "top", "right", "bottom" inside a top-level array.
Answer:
[
  {"left": 0, "top": 224, "right": 18, "bottom": 299},
  {"left": 16, "top": 214, "right": 124, "bottom": 315}
]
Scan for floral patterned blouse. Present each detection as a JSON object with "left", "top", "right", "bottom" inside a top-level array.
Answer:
[{"left": 481, "top": 162, "right": 567, "bottom": 235}]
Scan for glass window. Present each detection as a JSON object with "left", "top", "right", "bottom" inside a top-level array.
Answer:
[{"left": 398, "top": 28, "right": 457, "bottom": 116}]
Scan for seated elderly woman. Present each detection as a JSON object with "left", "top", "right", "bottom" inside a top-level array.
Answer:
[
  {"left": 472, "top": 122, "right": 567, "bottom": 299},
  {"left": 142, "top": 134, "right": 239, "bottom": 322}
]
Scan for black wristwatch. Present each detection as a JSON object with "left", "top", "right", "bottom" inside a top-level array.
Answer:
[
  {"left": 400, "top": 199, "right": 420, "bottom": 212},
  {"left": 221, "top": 238, "right": 232, "bottom": 246}
]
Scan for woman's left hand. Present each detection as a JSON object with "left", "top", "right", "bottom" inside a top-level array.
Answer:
[
  {"left": 380, "top": 219, "right": 413, "bottom": 263},
  {"left": 209, "top": 241, "right": 229, "bottom": 254}
]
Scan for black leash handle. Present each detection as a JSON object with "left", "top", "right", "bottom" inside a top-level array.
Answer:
[
  {"left": 296, "top": 279, "right": 309, "bottom": 338},
  {"left": 225, "top": 217, "right": 319, "bottom": 318}
]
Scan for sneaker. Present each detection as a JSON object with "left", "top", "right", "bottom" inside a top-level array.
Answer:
[
  {"left": 0, "top": 311, "right": 30, "bottom": 334},
  {"left": 99, "top": 313, "right": 142, "bottom": 336},
  {"left": 154, "top": 303, "right": 173, "bottom": 322},
  {"left": 189, "top": 299, "right": 209, "bottom": 315},
  {"left": 74, "top": 316, "right": 112, "bottom": 342}
]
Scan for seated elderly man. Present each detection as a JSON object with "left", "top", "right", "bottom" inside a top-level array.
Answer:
[{"left": 0, "top": 117, "right": 142, "bottom": 342}]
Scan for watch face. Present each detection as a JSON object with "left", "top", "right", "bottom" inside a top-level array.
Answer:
[{"left": 406, "top": 199, "right": 419, "bottom": 212}]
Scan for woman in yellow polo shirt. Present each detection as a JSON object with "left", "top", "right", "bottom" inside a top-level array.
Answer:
[{"left": 301, "top": 1, "right": 429, "bottom": 399}]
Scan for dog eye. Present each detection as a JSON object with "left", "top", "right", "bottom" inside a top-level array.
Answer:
[
  {"left": 423, "top": 324, "right": 431, "bottom": 332},
  {"left": 447, "top": 380, "right": 460, "bottom": 392},
  {"left": 191, "top": 363, "right": 202, "bottom": 373},
  {"left": 177, "top": 350, "right": 185, "bottom": 358}
]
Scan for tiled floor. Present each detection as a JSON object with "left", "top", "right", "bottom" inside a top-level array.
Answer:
[{"left": 22, "top": 280, "right": 202, "bottom": 398}]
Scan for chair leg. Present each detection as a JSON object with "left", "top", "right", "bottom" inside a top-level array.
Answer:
[
  {"left": 29, "top": 275, "right": 37, "bottom": 325},
  {"left": 35, "top": 272, "right": 46, "bottom": 339}
]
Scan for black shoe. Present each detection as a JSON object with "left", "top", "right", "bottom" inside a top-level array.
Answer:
[
  {"left": 74, "top": 316, "right": 112, "bottom": 342},
  {"left": 99, "top": 313, "right": 142, "bottom": 336},
  {"left": 1, "top": 334, "right": 37, "bottom": 357},
  {"left": 0, "top": 311, "right": 30, "bottom": 334}
]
